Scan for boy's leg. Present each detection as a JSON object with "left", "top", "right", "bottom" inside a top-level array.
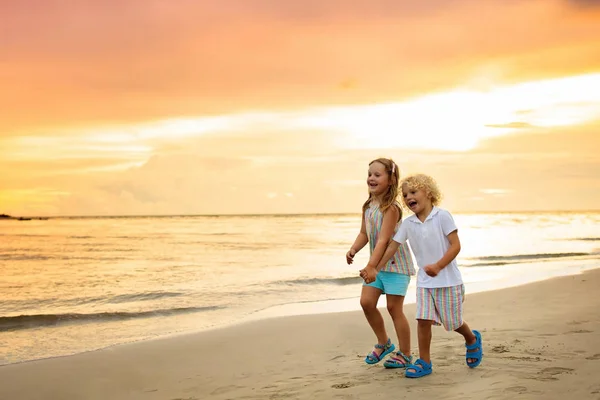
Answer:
[
  {"left": 436, "top": 284, "right": 481, "bottom": 366},
  {"left": 455, "top": 322, "right": 478, "bottom": 364},
  {"left": 410, "top": 287, "right": 440, "bottom": 370},
  {"left": 436, "top": 285, "right": 464, "bottom": 332},
  {"left": 416, "top": 319, "right": 434, "bottom": 364},
  {"left": 405, "top": 319, "right": 433, "bottom": 377},
  {"left": 360, "top": 285, "right": 388, "bottom": 357},
  {"left": 386, "top": 294, "right": 411, "bottom": 357}
]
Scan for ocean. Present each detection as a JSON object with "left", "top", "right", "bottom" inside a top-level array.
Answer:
[{"left": 1, "top": 212, "right": 599, "bottom": 366}]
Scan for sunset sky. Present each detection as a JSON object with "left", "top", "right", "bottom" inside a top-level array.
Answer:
[{"left": 1, "top": 0, "right": 599, "bottom": 216}]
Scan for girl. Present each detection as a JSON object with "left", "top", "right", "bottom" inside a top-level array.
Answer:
[
  {"left": 347, "top": 158, "right": 416, "bottom": 368},
  {"left": 376, "top": 173, "right": 483, "bottom": 378}
]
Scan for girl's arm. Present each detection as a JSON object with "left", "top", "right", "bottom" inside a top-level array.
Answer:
[
  {"left": 346, "top": 210, "right": 368, "bottom": 264},
  {"left": 364, "top": 205, "right": 399, "bottom": 270},
  {"left": 375, "top": 240, "right": 401, "bottom": 271}
]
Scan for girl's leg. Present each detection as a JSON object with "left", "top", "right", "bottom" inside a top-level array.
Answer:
[
  {"left": 454, "top": 321, "right": 478, "bottom": 364},
  {"left": 386, "top": 294, "right": 411, "bottom": 357},
  {"left": 360, "top": 285, "right": 387, "bottom": 356}
]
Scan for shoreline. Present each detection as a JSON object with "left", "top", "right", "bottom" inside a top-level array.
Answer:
[
  {"left": 243, "top": 260, "right": 599, "bottom": 322},
  {"left": 2, "top": 261, "right": 598, "bottom": 368},
  {"left": 1, "top": 269, "right": 599, "bottom": 399}
]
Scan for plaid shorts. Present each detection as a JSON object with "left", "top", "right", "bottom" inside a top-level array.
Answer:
[{"left": 416, "top": 284, "right": 465, "bottom": 331}]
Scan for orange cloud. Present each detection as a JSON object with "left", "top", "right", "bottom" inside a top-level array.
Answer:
[
  {"left": 2, "top": 118, "right": 598, "bottom": 216},
  {"left": 2, "top": 0, "right": 600, "bottom": 134},
  {"left": 1, "top": 0, "right": 600, "bottom": 216}
]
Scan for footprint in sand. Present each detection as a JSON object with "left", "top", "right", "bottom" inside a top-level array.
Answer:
[
  {"left": 570, "top": 320, "right": 589, "bottom": 325},
  {"left": 209, "top": 385, "right": 244, "bottom": 396},
  {"left": 505, "top": 386, "right": 528, "bottom": 393},
  {"left": 505, "top": 355, "right": 545, "bottom": 362},
  {"left": 567, "top": 329, "right": 593, "bottom": 334},
  {"left": 586, "top": 353, "right": 600, "bottom": 360},
  {"left": 523, "top": 367, "right": 574, "bottom": 382},
  {"left": 332, "top": 382, "right": 355, "bottom": 389},
  {"left": 492, "top": 345, "right": 510, "bottom": 353},
  {"left": 539, "top": 367, "right": 574, "bottom": 376},
  {"left": 171, "top": 398, "right": 199, "bottom": 400}
]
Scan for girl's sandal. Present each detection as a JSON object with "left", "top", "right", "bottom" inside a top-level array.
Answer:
[
  {"left": 364, "top": 338, "right": 395, "bottom": 364},
  {"left": 384, "top": 351, "right": 413, "bottom": 369}
]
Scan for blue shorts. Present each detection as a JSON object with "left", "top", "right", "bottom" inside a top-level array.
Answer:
[{"left": 363, "top": 271, "right": 411, "bottom": 296}]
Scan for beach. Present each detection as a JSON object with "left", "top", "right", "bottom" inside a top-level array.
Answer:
[
  {"left": 2, "top": 212, "right": 599, "bottom": 366},
  {"left": 1, "top": 268, "right": 598, "bottom": 400},
  {"left": 3, "top": 1, "right": 600, "bottom": 399}
]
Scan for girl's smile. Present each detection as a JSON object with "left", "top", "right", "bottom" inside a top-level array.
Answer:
[{"left": 367, "top": 162, "right": 390, "bottom": 197}]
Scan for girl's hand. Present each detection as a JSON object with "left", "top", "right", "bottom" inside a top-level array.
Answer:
[
  {"left": 346, "top": 249, "right": 356, "bottom": 264},
  {"left": 360, "top": 266, "right": 378, "bottom": 283}
]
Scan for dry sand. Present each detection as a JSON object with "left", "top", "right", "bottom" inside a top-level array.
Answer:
[{"left": 1, "top": 269, "right": 599, "bottom": 400}]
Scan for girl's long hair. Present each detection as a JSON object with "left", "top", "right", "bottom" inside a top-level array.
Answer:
[{"left": 362, "top": 158, "right": 401, "bottom": 220}]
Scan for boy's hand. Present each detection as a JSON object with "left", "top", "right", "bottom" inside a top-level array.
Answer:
[
  {"left": 346, "top": 249, "right": 356, "bottom": 265},
  {"left": 360, "top": 266, "right": 378, "bottom": 284},
  {"left": 424, "top": 264, "right": 441, "bottom": 277}
]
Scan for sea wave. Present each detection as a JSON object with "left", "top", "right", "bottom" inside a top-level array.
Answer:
[
  {"left": 0, "top": 291, "right": 187, "bottom": 312},
  {"left": 463, "top": 252, "right": 594, "bottom": 267},
  {"left": 272, "top": 276, "right": 362, "bottom": 286},
  {"left": 0, "top": 306, "right": 222, "bottom": 332},
  {"left": 0, "top": 233, "right": 52, "bottom": 237}
]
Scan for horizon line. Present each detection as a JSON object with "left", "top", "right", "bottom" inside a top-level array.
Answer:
[{"left": 3, "top": 209, "right": 600, "bottom": 219}]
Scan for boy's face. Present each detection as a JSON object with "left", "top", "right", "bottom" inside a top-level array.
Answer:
[
  {"left": 401, "top": 184, "right": 431, "bottom": 215},
  {"left": 367, "top": 162, "right": 390, "bottom": 196}
]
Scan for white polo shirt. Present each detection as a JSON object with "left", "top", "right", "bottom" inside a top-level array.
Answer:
[{"left": 393, "top": 207, "right": 463, "bottom": 288}]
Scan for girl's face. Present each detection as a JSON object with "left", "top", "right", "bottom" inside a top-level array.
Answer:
[
  {"left": 402, "top": 184, "right": 432, "bottom": 215},
  {"left": 367, "top": 162, "right": 391, "bottom": 197}
]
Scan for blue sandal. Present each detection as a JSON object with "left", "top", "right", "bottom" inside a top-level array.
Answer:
[
  {"left": 365, "top": 338, "right": 395, "bottom": 364},
  {"left": 384, "top": 351, "right": 413, "bottom": 369},
  {"left": 466, "top": 330, "right": 483, "bottom": 368},
  {"left": 405, "top": 358, "right": 432, "bottom": 378}
]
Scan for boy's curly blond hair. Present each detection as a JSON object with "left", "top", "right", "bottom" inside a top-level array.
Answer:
[{"left": 400, "top": 174, "right": 443, "bottom": 207}]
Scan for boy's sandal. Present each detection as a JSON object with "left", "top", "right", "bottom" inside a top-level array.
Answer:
[
  {"left": 465, "top": 330, "right": 483, "bottom": 368},
  {"left": 405, "top": 358, "right": 433, "bottom": 378},
  {"left": 364, "top": 338, "right": 395, "bottom": 364},
  {"left": 383, "top": 351, "right": 413, "bottom": 369}
]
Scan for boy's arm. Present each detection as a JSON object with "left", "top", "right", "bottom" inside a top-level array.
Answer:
[
  {"left": 439, "top": 230, "right": 461, "bottom": 268},
  {"left": 424, "top": 230, "right": 461, "bottom": 276}
]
